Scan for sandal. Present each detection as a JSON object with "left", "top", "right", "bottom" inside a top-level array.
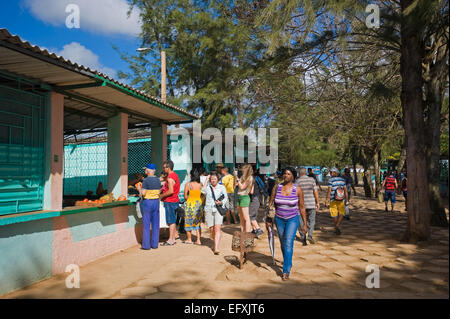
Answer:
[
  {"left": 161, "top": 241, "right": 176, "bottom": 246},
  {"left": 282, "top": 273, "right": 289, "bottom": 281},
  {"left": 183, "top": 241, "right": 193, "bottom": 244}
]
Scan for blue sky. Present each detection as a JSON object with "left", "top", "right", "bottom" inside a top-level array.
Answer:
[{"left": 1, "top": 0, "right": 145, "bottom": 83}]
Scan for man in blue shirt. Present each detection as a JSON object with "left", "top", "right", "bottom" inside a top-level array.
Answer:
[{"left": 137, "top": 164, "right": 161, "bottom": 250}]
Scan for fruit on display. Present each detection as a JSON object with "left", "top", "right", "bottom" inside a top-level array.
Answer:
[
  {"left": 100, "top": 193, "right": 115, "bottom": 203},
  {"left": 117, "top": 195, "right": 127, "bottom": 201}
]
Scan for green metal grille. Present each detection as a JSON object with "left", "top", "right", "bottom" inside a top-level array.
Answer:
[
  {"left": 0, "top": 85, "right": 46, "bottom": 215},
  {"left": 63, "top": 140, "right": 108, "bottom": 196},
  {"left": 63, "top": 136, "right": 171, "bottom": 196},
  {"left": 128, "top": 138, "right": 151, "bottom": 178}
]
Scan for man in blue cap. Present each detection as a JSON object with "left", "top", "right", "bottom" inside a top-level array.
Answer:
[{"left": 136, "top": 164, "right": 161, "bottom": 250}]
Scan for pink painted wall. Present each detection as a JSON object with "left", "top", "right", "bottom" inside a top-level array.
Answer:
[
  {"left": 52, "top": 206, "right": 142, "bottom": 275},
  {"left": 49, "top": 92, "right": 64, "bottom": 211},
  {"left": 120, "top": 113, "right": 128, "bottom": 197},
  {"left": 107, "top": 113, "right": 128, "bottom": 198}
]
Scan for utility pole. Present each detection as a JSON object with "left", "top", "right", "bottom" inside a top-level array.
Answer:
[
  {"left": 161, "top": 51, "right": 167, "bottom": 103},
  {"left": 137, "top": 47, "right": 167, "bottom": 104}
]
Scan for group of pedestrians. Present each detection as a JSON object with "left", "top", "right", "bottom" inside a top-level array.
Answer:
[
  {"left": 136, "top": 161, "right": 268, "bottom": 255},
  {"left": 137, "top": 161, "right": 363, "bottom": 282},
  {"left": 137, "top": 161, "right": 411, "bottom": 282},
  {"left": 265, "top": 166, "right": 358, "bottom": 280}
]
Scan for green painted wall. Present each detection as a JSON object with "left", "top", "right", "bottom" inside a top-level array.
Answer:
[{"left": 0, "top": 218, "right": 53, "bottom": 295}]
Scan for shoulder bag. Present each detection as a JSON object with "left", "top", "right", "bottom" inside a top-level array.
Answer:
[{"left": 210, "top": 185, "right": 228, "bottom": 216}]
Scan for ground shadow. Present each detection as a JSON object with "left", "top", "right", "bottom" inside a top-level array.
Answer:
[{"left": 223, "top": 251, "right": 283, "bottom": 277}]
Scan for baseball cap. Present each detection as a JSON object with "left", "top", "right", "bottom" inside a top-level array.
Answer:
[
  {"left": 144, "top": 164, "right": 156, "bottom": 170},
  {"left": 330, "top": 167, "right": 339, "bottom": 173},
  {"left": 216, "top": 163, "right": 225, "bottom": 167}
]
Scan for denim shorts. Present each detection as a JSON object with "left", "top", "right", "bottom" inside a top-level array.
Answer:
[
  {"left": 384, "top": 191, "right": 396, "bottom": 204},
  {"left": 164, "top": 201, "right": 179, "bottom": 224}
]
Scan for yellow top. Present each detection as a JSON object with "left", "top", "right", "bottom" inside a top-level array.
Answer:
[
  {"left": 221, "top": 174, "right": 235, "bottom": 194},
  {"left": 143, "top": 189, "right": 160, "bottom": 200},
  {"left": 186, "top": 189, "right": 202, "bottom": 202}
]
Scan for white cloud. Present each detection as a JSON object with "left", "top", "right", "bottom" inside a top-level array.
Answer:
[
  {"left": 23, "top": 0, "right": 142, "bottom": 36},
  {"left": 56, "top": 42, "right": 116, "bottom": 78}
]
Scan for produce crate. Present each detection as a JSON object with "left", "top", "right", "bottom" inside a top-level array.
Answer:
[{"left": 74, "top": 200, "right": 130, "bottom": 208}]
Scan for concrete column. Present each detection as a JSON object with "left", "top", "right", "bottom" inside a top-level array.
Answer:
[
  {"left": 168, "top": 127, "right": 192, "bottom": 200},
  {"left": 151, "top": 124, "right": 167, "bottom": 175},
  {"left": 107, "top": 113, "right": 128, "bottom": 199},
  {"left": 43, "top": 92, "right": 64, "bottom": 211}
]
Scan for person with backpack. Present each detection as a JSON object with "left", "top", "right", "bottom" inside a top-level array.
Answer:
[
  {"left": 324, "top": 167, "right": 348, "bottom": 235},
  {"left": 249, "top": 167, "right": 268, "bottom": 238},
  {"left": 382, "top": 171, "right": 398, "bottom": 212}
]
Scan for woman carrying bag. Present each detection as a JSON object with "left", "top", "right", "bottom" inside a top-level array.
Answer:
[{"left": 202, "top": 171, "right": 229, "bottom": 255}]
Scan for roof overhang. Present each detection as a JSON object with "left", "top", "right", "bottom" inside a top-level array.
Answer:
[{"left": 0, "top": 28, "right": 199, "bottom": 127}]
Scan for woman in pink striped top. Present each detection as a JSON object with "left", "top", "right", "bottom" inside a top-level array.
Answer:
[{"left": 267, "top": 167, "right": 307, "bottom": 281}]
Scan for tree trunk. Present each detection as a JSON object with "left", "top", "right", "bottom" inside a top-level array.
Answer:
[
  {"left": 351, "top": 147, "right": 359, "bottom": 185},
  {"left": 424, "top": 33, "right": 449, "bottom": 227},
  {"left": 425, "top": 71, "right": 448, "bottom": 227},
  {"left": 352, "top": 160, "right": 359, "bottom": 186},
  {"left": 361, "top": 150, "right": 372, "bottom": 198},
  {"left": 237, "top": 101, "right": 244, "bottom": 128},
  {"left": 400, "top": 0, "right": 432, "bottom": 242},
  {"left": 397, "top": 143, "right": 407, "bottom": 172},
  {"left": 374, "top": 149, "right": 382, "bottom": 197}
]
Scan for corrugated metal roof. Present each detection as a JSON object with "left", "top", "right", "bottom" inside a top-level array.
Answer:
[{"left": 0, "top": 28, "right": 199, "bottom": 123}]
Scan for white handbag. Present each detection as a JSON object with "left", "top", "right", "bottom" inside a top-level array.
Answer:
[{"left": 135, "top": 196, "right": 143, "bottom": 219}]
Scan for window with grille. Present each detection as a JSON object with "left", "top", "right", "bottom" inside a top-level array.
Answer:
[{"left": 0, "top": 85, "right": 46, "bottom": 215}]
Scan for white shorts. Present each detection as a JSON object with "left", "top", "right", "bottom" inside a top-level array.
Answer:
[{"left": 204, "top": 207, "right": 224, "bottom": 227}]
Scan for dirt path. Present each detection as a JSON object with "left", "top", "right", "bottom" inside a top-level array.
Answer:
[{"left": 3, "top": 187, "right": 449, "bottom": 299}]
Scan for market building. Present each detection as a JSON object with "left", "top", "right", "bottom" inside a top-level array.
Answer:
[{"left": 0, "top": 28, "right": 198, "bottom": 295}]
